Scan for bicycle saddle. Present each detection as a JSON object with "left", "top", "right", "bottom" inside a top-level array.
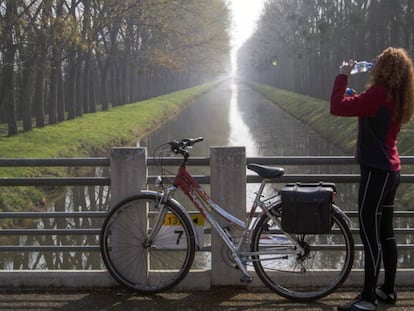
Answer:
[{"left": 247, "top": 164, "right": 285, "bottom": 179}]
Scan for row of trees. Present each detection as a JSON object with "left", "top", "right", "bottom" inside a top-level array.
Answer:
[
  {"left": 238, "top": 0, "right": 414, "bottom": 99},
  {"left": 0, "top": 0, "right": 231, "bottom": 136}
]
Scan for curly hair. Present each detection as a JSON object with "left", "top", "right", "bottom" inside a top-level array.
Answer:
[{"left": 367, "top": 47, "right": 414, "bottom": 125}]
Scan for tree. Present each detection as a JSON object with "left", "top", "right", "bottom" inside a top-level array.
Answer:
[
  {"left": 1, "top": 0, "right": 18, "bottom": 135},
  {"left": 238, "top": 0, "right": 414, "bottom": 99},
  {"left": 0, "top": 0, "right": 232, "bottom": 135}
]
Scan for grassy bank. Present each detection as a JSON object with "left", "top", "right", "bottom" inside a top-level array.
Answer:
[
  {"left": 0, "top": 81, "right": 219, "bottom": 211},
  {"left": 249, "top": 82, "right": 414, "bottom": 156},
  {"left": 248, "top": 83, "right": 356, "bottom": 153}
]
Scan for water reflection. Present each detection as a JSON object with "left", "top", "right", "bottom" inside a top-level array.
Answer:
[
  {"left": 3, "top": 168, "right": 110, "bottom": 270},
  {"left": 228, "top": 80, "right": 257, "bottom": 155}
]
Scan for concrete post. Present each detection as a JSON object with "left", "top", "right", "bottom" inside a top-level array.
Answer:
[
  {"left": 109, "top": 147, "right": 148, "bottom": 281},
  {"left": 110, "top": 147, "right": 147, "bottom": 207},
  {"left": 210, "top": 146, "right": 246, "bottom": 286}
]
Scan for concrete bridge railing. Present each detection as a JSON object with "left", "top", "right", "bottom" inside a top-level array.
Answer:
[{"left": 1, "top": 147, "right": 414, "bottom": 289}]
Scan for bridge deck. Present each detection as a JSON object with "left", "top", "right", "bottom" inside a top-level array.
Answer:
[{"left": 0, "top": 287, "right": 412, "bottom": 310}]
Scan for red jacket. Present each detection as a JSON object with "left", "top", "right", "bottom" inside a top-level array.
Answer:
[{"left": 330, "top": 74, "right": 401, "bottom": 172}]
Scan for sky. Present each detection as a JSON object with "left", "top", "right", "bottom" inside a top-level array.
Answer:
[
  {"left": 229, "top": 0, "right": 266, "bottom": 50},
  {"left": 229, "top": 0, "right": 267, "bottom": 73}
]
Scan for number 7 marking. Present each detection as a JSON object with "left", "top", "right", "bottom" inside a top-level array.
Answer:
[{"left": 175, "top": 230, "right": 184, "bottom": 245}]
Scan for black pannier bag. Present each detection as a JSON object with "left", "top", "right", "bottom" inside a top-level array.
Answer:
[{"left": 281, "top": 182, "right": 336, "bottom": 234}]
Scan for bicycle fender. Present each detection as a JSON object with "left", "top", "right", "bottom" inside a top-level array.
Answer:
[
  {"left": 248, "top": 202, "right": 281, "bottom": 242},
  {"left": 137, "top": 190, "right": 202, "bottom": 249},
  {"left": 332, "top": 204, "right": 352, "bottom": 226}
]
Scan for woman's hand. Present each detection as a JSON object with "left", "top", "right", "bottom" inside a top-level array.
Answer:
[{"left": 339, "top": 60, "right": 356, "bottom": 76}]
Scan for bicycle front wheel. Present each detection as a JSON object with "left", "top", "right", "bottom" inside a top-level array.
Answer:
[
  {"left": 251, "top": 203, "right": 354, "bottom": 302},
  {"left": 100, "top": 193, "right": 196, "bottom": 293}
]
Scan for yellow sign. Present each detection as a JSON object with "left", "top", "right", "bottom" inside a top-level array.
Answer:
[{"left": 163, "top": 213, "right": 204, "bottom": 226}]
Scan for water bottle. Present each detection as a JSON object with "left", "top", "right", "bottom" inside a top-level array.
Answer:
[
  {"left": 350, "top": 61, "right": 372, "bottom": 74},
  {"left": 346, "top": 88, "right": 355, "bottom": 95}
]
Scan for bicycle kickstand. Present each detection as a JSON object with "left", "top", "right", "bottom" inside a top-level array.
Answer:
[{"left": 232, "top": 254, "right": 252, "bottom": 283}]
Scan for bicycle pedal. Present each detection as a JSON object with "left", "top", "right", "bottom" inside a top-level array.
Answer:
[{"left": 240, "top": 275, "right": 252, "bottom": 283}]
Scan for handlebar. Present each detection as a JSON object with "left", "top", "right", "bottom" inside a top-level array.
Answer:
[{"left": 168, "top": 137, "right": 203, "bottom": 158}]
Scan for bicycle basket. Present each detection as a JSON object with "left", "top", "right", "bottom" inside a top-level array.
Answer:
[{"left": 281, "top": 182, "right": 335, "bottom": 234}]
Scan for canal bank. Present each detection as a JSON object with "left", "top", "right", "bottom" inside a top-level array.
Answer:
[
  {"left": 0, "top": 81, "right": 219, "bottom": 211},
  {"left": 249, "top": 81, "right": 414, "bottom": 156}
]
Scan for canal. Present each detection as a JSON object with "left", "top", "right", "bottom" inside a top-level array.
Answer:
[
  {"left": 139, "top": 79, "right": 346, "bottom": 158},
  {"left": 139, "top": 79, "right": 355, "bottom": 207},
  {"left": 139, "top": 78, "right": 412, "bottom": 271}
]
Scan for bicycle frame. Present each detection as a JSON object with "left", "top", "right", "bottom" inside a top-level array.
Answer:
[
  {"left": 173, "top": 164, "right": 247, "bottom": 253},
  {"left": 156, "top": 162, "right": 295, "bottom": 280}
]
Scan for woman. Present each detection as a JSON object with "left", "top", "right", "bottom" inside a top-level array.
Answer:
[{"left": 330, "top": 47, "right": 414, "bottom": 311}]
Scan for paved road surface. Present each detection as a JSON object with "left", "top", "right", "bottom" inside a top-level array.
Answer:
[{"left": 0, "top": 287, "right": 412, "bottom": 311}]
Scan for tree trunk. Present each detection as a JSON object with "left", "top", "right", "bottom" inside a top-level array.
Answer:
[
  {"left": 83, "top": 53, "right": 91, "bottom": 113},
  {"left": 34, "top": 47, "right": 46, "bottom": 128},
  {"left": 20, "top": 51, "right": 36, "bottom": 132},
  {"left": 66, "top": 54, "right": 77, "bottom": 120},
  {"left": 57, "top": 61, "right": 65, "bottom": 122},
  {"left": 2, "top": 0, "right": 18, "bottom": 135},
  {"left": 101, "top": 63, "right": 110, "bottom": 110},
  {"left": 48, "top": 63, "right": 58, "bottom": 125},
  {"left": 75, "top": 53, "right": 84, "bottom": 117},
  {"left": 56, "top": 0, "right": 65, "bottom": 122}
]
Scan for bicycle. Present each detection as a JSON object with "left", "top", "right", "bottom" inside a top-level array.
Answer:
[{"left": 100, "top": 137, "right": 354, "bottom": 302}]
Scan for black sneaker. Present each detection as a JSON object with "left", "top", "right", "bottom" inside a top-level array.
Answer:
[
  {"left": 375, "top": 286, "right": 397, "bottom": 305},
  {"left": 338, "top": 295, "right": 377, "bottom": 311}
]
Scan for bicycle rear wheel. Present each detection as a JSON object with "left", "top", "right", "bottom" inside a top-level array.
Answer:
[
  {"left": 251, "top": 203, "right": 354, "bottom": 302},
  {"left": 100, "top": 193, "right": 196, "bottom": 293}
]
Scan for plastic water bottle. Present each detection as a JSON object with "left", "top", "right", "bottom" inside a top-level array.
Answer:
[
  {"left": 346, "top": 88, "right": 355, "bottom": 95},
  {"left": 350, "top": 61, "right": 372, "bottom": 74}
]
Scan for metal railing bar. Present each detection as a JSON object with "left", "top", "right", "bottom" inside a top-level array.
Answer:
[
  {"left": 247, "top": 156, "right": 357, "bottom": 165},
  {"left": 0, "top": 246, "right": 101, "bottom": 252},
  {"left": 247, "top": 174, "right": 414, "bottom": 183},
  {"left": 1, "top": 228, "right": 413, "bottom": 236},
  {"left": 0, "top": 158, "right": 110, "bottom": 167},
  {"left": 2, "top": 174, "right": 414, "bottom": 187},
  {"left": 1, "top": 156, "right": 413, "bottom": 169},
  {"left": 349, "top": 228, "right": 414, "bottom": 234},
  {"left": 345, "top": 211, "right": 414, "bottom": 217},
  {"left": 0, "top": 177, "right": 110, "bottom": 186},
  {"left": 0, "top": 212, "right": 107, "bottom": 218},
  {"left": 0, "top": 229, "right": 101, "bottom": 235},
  {"left": 147, "top": 157, "right": 209, "bottom": 166},
  {"left": 0, "top": 244, "right": 413, "bottom": 252},
  {"left": 1, "top": 210, "right": 412, "bottom": 219},
  {"left": 246, "top": 156, "right": 414, "bottom": 165}
]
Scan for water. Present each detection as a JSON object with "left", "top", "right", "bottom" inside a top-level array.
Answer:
[{"left": 140, "top": 79, "right": 345, "bottom": 158}]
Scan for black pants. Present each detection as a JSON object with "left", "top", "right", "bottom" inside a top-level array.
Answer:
[{"left": 359, "top": 165, "right": 400, "bottom": 301}]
